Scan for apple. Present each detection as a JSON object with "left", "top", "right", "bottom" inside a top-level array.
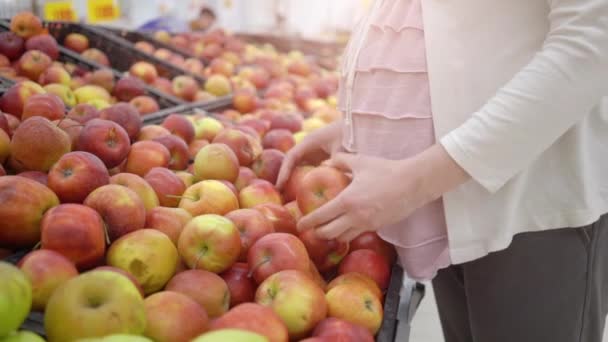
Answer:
[
  {"left": 25, "top": 34, "right": 59, "bottom": 60},
  {"left": 44, "top": 270, "right": 146, "bottom": 341},
  {"left": 191, "top": 329, "right": 267, "bottom": 342},
  {"left": 178, "top": 180, "right": 238, "bottom": 216},
  {"left": 5, "top": 114, "right": 20, "bottom": 134},
  {"left": 130, "top": 95, "right": 159, "bottom": 116},
  {"left": 18, "top": 249, "right": 78, "bottom": 311},
  {"left": 312, "top": 317, "right": 374, "bottom": 342},
  {"left": 143, "top": 291, "right": 209, "bottom": 342},
  {"left": 75, "top": 335, "right": 152, "bottom": 342},
  {"left": 44, "top": 84, "right": 77, "bottom": 107},
  {"left": 84, "top": 184, "right": 146, "bottom": 241},
  {"left": 18, "top": 50, "right": 52, "bottom": 81},
  {"left": 162, "top": 114, "right": 195, "bottom": 143},
  {"left": 312, "top": 107, "right": 341, "bottom": 124},
  {"left": 282, "top": 166, "right": 313, "bottom": 203},
  {"left": 254, "top": 203, "right": 297, "bottom": 235},
  {"left": 0, "top": 330, "right": 46, "bottom": 342},
  {"left": 209, "top": 59, "right": 235, "bottom": 77},
  {"left": 296, "top": 166, "right": 350, "bottom": 215},
  {"left": 193, "top": 143, "right": 240, "bottom": 182},
  {"left": 168, "top": 54, "right": 185, "bottom": 67},
  {"left": 134, "top": 41, "right": 155, "bottom": 54},
  {"left": 175, "top": 171, "right": 195, "bottom": 187},
  {"left": 38, "top": 65, "right": 70, "bottom": 86},
  {"left": 16, "top": 171, "right": 47, "bottom": 185},
  {"left": 66, "top": 104, "right": 98, "bottom": 123},
  {"left": 153, "top": 134, "right": 190, "bottom": 170},
  {"left": 0, "top": 81, "right": 45, "bottom": 117},
  {"left": 144, "top": 167, "right": 187, "bottom": 207},
  {"left": 172, "top": 75, "right": 199, "bottom": 101},
  {"left": 232, "top": 89, "right": 258, "bottom": 114},
  {"left": 200, "top": 43, "right": 223, "bottom": 60},
  {"left": 212, "top": 128, "right": 258, "bottom": 167},
  {"left": 247, "top": 233, "right": 310, "bottom": 284},
  {"left": 82, "top": 48, "right": 110, "bottom": 67},
  {"left": 294, "top": 87, "right": 317, "bottom": 111},
  {"left": 262, "top": 129, "right": 295, "bottom": 153},
  {"left": 255, "top": 270, "right": 327, "bottom": 339},
  {"left": 40, "top": 204, "right": 106, "bottom": 269},
  {"left": 129, "top": 61, "right": 157, "bottom": 84},
  {"left": 74, "top": 85, "right": 111, "bottom": 105},
  {"left": 153, "top": 30, "right": 171, "bottom": 43},
  {"left": 145, "top": 207, "right": 192, "bottom": 245},
  {"left": 48, "top": 151, "right": 110, "bottom": 203},
  {"left": 87, "top": 68, "right": 115, "bottom": 93},
  {"left": 153, "top": 77, "right": 173, "bottom": 95},
  {"left": 110, "top": 173, "right": 160, "bottom": 211},
  {"left": 234, "top": 166, "right": 257, "bottom": 191},
  {"left": 219, "top": 263, "right": 255, "bottom": 307},
  {"left": 0, "top": 262, "right": 32, "bottom": 337},
  {"left": 64, "top": 33, "right": 89, "bottom": 53},
  {"left": 0, "top": 129, "right": 8, "bottom": 164},
  {"left": 78, "top": 119, "right": 131, "bottom": 169},
  {"left": 113, "top": 77, "right": 146, "bottom": 102},
  {"left": 284, "top": 201, "right": 303, "bottom": 223},
  {"left": 153, "top": 48, "right": 172, "bottom": 60},
  {"left": 226, "top": 209, "right": 274, "bottom": 261},
  {"left": 210, "top": 303, "right": 288, "bottom": 342},
  {"left": 107, "top": 229, "right": 178, "bottom": 294},
  {"left": 252, "top": 149, "right": 285, "bottom": 184},
  {"left": 0, "top": 32, "right": 24, "bottom": 60},
  {"left": 99, "top": 103, "right": 143, "bottom": 141},
  {"left": 239, "top": 180, "right": 283, "bottom": 208},
  {"left": 137, "top": 125, "right": 170, "bottom": 141},
  {"left": 165, "top": 269, "right": 230, "bottom": 318},
  {"left": 339, "top": 249, "right": 391, "bottom": 290},
  {"left": 326, "top": 283, "right": 383, "bottom": 335},
  {"left": 183, "top": 58, "right": 204, "bottom": 76},
  {"left": 125, "top": 141, "right": 171, "bottom": 177},
  {"left": 10, "top": 12, "right": 43, "bottom": 39},
  {"left": 351, "top": 232, "right": 397, "bottom": 264},
  {"left": 270, "top": 113, "right": 303, "bottom": 133},
  {"left": 192, "top": 117, "right": 223, "bottom": 141},
  {"left": 302, "top": 117, "right": 326, "bottom": 132},
  {"left": 94, "top": 266, "right": 145, "bottom": 297},
  {"left": 177, "top": 214, "right": 241, "bottom": 273},
  {"left": 0, "top": 112, "right": 9, "bottom": 135},
  {"left": 188, "top": 139, "right": 209, "bottom": 159},
  {"left": 239, "top": 118, "right": 271, "bottom": 137},
  {"left": 299, "top": 229, "right": 349, "bottom": 272},
  {"left": 21, "top": 93, "right": 65, "bottom": 121},
  {"left": 326, "top": 273, "right": 383, "bottom": 302},
  {"left": 204, "top": 74, "right": 232, "bottom": 97}
]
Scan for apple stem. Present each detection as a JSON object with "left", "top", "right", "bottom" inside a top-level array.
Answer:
[
  {"left": 192, "top": 249, "right": 206, "bottom": 269},
  {"left": 63, "top": 124, "right": 86, "bottom": 129},
  {"left": 102, "top": 222, "right": 111, "bottom": 245},
  {"left": 55, "top": 114, "right": 68, "bottom": 128},
  {"left": 31, "top": 241, "right": 41, "bottom": 251},
  {"left": 247, "top": 255, "right": 271, "bottom": 278},
  {"left": 166, "top": 194, "right": 197, "bottom": 201}
]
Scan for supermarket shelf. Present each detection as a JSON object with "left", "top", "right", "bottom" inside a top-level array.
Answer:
[{"left": 100, "top": 27, "right": 196, "bottom": 60}]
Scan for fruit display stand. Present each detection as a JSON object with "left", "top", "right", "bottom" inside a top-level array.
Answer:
[
  {"left": 101, "top": 26, "right": 197, "bottom": 60},
  {"left": 43, "top": 21, "right": 206, "bottom": 85},
  {"left": 0, "top": 21, "right": 185, "bottom": 109}
]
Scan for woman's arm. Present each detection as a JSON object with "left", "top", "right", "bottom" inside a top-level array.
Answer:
[{"left": 441, "top": 0, "right": 608, "bottom": 193}]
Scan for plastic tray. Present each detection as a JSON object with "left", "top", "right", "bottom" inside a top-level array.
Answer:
[
  {"left": 101, "top": 26, "right": 196, "bottom": 60},
  {"left": 0, "top": 21, "right": 184, "bottom": 109},
  {"left": 44, "top": 21, "right": 205, "bottom": 85}
]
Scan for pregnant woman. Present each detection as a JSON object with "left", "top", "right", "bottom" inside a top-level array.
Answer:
[{"left": 277, "top": 0, "right": 608, "bottom": 341}]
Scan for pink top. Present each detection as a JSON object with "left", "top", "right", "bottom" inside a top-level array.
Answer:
[{"left": 338, "top": 0, "right": 450, "bottom": 280}]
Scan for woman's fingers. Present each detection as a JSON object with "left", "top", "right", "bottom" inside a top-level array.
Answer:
[
  {"left": 298, "top": 192, "right": 349, "bottom": 232},
  {"left": 337, "top": 226, "right": 367, "bottom": 243},
  {"left": 314, "top": 214, "right": 353, "bottom": 240}
]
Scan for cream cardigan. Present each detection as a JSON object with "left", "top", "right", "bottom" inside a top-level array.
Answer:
[{"left": 415, "top": 0, "right": 608, "bottom": 263}]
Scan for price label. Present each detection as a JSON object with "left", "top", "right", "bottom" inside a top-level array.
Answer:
[
  {"left": 43, "top": 1, "right": 77, "bottom": 21},
  {"left": 87, "top": 0, "right": 121, "bottom": 23},
  {"left": 224, "top": 0, "right": 233, "bottom": 9}
]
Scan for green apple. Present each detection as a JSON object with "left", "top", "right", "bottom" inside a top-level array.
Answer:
[
  {"left": 76, "top": 334, "right": 153, "bottom": 342},
  {"left": 0, "top": 262, "right": 32, "bottom": 338},
  {"left": 191, "top": 329, "right": 268, "bottom": 342},
  {"left": 0, "top": 331, "right": 45, "bottom": 342},
  {"left": 44, "top": 270, "right": 146, "bottom": 342}
]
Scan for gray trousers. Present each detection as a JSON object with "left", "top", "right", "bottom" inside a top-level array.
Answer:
[{"left": 432, "top": 215, "right": 608, "bottom": 342}]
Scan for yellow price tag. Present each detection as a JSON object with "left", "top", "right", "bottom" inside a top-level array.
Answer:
[
  {"left": 224, "top": 0, "right": 233, "bottom": 9},
  {"left": 87, "top": 0, "right": 121, "bottom": 23},
  {"left": 43, "top": 1, "right": 77, "bottom": 21}
]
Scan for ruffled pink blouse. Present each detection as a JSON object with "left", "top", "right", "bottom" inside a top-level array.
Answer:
[{"left": 338, "top": 0, "right": 451, "bottom": 280}]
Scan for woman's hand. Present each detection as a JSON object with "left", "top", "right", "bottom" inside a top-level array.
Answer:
[
  {"left": 276, "top": 120, "right": 344, "bottom": 189},
  {"left": 298, "top": 145, "right": 471, "bottom": 242}
]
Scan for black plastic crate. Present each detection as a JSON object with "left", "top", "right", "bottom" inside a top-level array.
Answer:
[
  {"left": 143, "top": 95, "right": 233, "bottom": 125},
  {"left": 44, "top": 21, "right": 205, "bottom": 85},
  {"left": 101, "top": 26, "right": 196, "bottom": 60},
  {"left": 0, "top": 75, "right": 14, "bottom": 89},
  {"left": 0, "top": 21, "right": 184, "bottom": 109}
]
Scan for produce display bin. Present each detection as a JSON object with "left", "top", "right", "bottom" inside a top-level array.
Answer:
[
  {"left": 101, "top": 26, "right": 196, "bottom": 60},
  {"left": 43, "top": 21, "right": 206, "bottom": 85},
  {"left": 142, "top": 95, "right": 234, "bottom": 125},
  {"left": 0, "top": 21, "right": 184, "bottom": 109},
  {"left": 0, "top": 75, "right": 15, "bottom": 89}
]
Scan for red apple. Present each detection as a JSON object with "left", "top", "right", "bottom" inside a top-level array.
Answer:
[
  {"left": 10, "top": 12, "right": 43, "bottom": 39},
  {"left": 145, "top": 207, "right": 192, "bottom": 245},
  {"left": 299, "top": 229, "right": 349, "bottom": 272},
  {"left": 232, "top": 89, "right": 258, "bottom": 114},
  {"left": 239, "top": 118, "right": 270, "bottom": 137},
  {"left": 183, "top": 58, "right": 204, "bottom": 76},
  {"left": 25, "top": 34, "right": 59, "bottom": 60},
  {"left": 212, "top": 128, "right": 258, "bottom": 167},
  {"left": 188, "top": 139, "right": 209, "bottom": 159},
  {"left": 239, "top": 180, "right": 283, "bottom": 208},
  {"left": 351, "top": 232, "right": 397, "bottom": 264},
  {"left": 125, "top": 140, "right": 171, "bottom": 176},
  {"left": 113, "top": 76, "right": 146, "bottom": 101},
  {"left": 110, "top": 172, "right": 160, "bottom": 211},
  {"left": 219, "top": 263, "right": 255, "bottom": 307},
  {"left": 254, "top": 203, "right": 297, "bottom": 235},
  {"left": 178, "top": 180, "right": 239, "bottom": 217},
  {"left": 84, "top": 184, "right": 146, "bottom": 241},
  {"left": 284, "top": 166, "right": 314, "bottom": 203},
  {"left": 67, "top": 104, "right": 99, "bottom": 123},
  {"left": 297, "top": 166, "right": 350, "bottom": 215},
  {"left": 226, "top": 209, "right": 274, "bottom": 262},
  {"left": 144, "top": 291, "right": 209, "bottom": 342},
  {"left": 210, "top": 303, "right": 289, "bottom": 342},
  {"left": 17, "top": 171, "right": 48, "bottom": 185},
  {"left": 284, "top": 201, "right": 303, "bottom": 222},
  {"left": 153, "top": 77, "right": 173, "bottom": 95},
  {"left": 18, "top": 249, "right": 78, "bottom": 311},
  {"left": 40, "top": 203, "right": 106, "bottom": 269},
  {"left": 78, "top": 118, "right": 131, "bottom": 169},
  {"left": 312, "top": 318, "right": 374, "bottom": 342},
  {"left": 339, "top": 249, "right": 391, "bottom": 290},
  {"left": 48, "top": 151, "right": 110, "bottom": 203},
  {"left": 326, "top": 273, "right": 383, "bottom": 302},
  {"left": 251, "top": 149, "right": 285, "bottom": 184},
  {"left": 64, "top": 33, "right": 89, "bottom": 53},
  {"left": 134, "top": 41, "right": 155, "bottom": 54},
  {"left": 247, "top": 233, "right": 310, "bottom": 284},
  {"left": 162, "top": 114, "right": 195, "bottom": 144},
  {"left": 94, "top": 265, "right": 145, "bottom": 297},
  {"left": 0, "top": 80, "right": 45, "bottom": 117},
  {"left": 144, "top": 167, "right": 187, "bottom": 207},
  {"left": 5, "top": 113, "right": 20, "bottom": 133},
  {"left": 209, "top": 59, "right": 235, "bottom": 77},
  {"left": 81, "top": 48, "right": 110, "bottom": 67},
  {"left": 38, "top": 65, "right": 71, "bottom": 86},
  {"left": 165, "top": 269, "right": 230, "bottom": 318},
  {"left": 177, "top": 214, "right": 241, "bottom": 273},
  {"left": 270, "top": 113, "right": 303, "bottom": 133},
  {"left": 0, "top": 112, "right": 9, "bottom": 135},
  {"left": 130, "top": 95, "right": 159, "bottom": 116},
  {"left": 21, "top": 93, "right": 65, "bottom": 121},
  {"left": 193, "top": 143, "right": 240, "bottom": 182},
  {"left": 0, "top": 32, "right": 24, "bottom": 60},
  {"left": 325, "top": 283, "right": 383, "bottom": 335},
  {"left": 172, "top": 75, "right": 199, "bottom": 101},
  {"left": 234, "top": 166, "right": 257, "bottom": 191},
  {"left": 99, "top": 102, "right": 143, "bottom": 140},
  {"left": 138, "top": 125, "right": 171, "bottom": 141},
  {"left": 153, "top": 134, "right": 190, "bottom": 170},
  {"left": 87, "top": 68, "right": 115, "bottom": 93},
  {"left": 262, "top": 129, "right": 295, "bottom": 153},
  {"left": 18, "top": 50, "right": 52, "bottom": 81},
  {"left": 153, "top": 48, "right": 172, "bottom": 60}
]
